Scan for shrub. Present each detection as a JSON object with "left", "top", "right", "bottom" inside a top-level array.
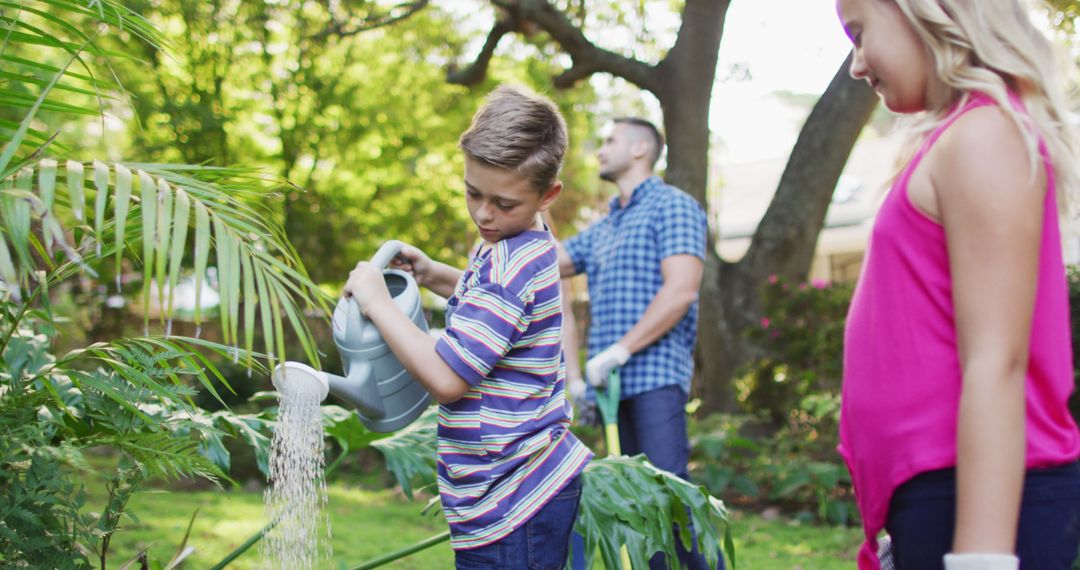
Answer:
[{"left": 691, "top": 276, "right": 855, "bottom": 525}]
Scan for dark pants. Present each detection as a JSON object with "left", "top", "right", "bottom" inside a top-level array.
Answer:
[
  {"left": 572, "top": 386, "right": 723, "bottom": 569},
  {"left": 885, "top": 461, "right": 1080, "bottom": 570},
  {"left": 455, "top": 476, "right": 582, "bottom": 570}
]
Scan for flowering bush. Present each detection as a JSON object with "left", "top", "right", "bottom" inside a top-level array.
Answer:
[
  {"left": 689, "top": 276, "right": 856, "bottom": 525},
  {"left": 737, "top": 275, "right": 853, "bottom": 428}
]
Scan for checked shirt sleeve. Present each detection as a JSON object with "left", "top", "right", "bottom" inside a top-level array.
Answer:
[
  {"left": 435, "top": 282, "right": 529, "bottom": 386},
  {"left": 563, "top": 223, "right": 596, "bottom": 276},
  {"left": 659, "top": 193, "right": 707, "bottom": 261}
]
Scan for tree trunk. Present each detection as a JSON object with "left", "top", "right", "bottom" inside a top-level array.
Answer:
[{"left": 696, "top": 55, "right": 878, "bottom": 413}]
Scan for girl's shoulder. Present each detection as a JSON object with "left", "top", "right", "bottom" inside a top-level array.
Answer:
[{"left": 929, "top": 101, "right": 1044, "bottom": 209}]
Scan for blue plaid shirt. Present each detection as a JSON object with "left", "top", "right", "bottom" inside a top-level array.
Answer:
[{"left": 564, "top": 176, "right": 707, "bottom": 398}]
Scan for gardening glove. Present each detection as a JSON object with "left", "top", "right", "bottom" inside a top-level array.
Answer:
[
  {"left": 943, "top": 553, "right": 1019, "bottom": 570},
  {"left": 568, "top": 376, "right": 587, "bottom": 405},
  {"left": 566, "top": 376, "right": 599, "bottom": 426},
  {"left": 585, "top": 343, "right": 630, "bottom": 389}
]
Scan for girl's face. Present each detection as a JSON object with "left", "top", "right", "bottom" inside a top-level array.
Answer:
[{"left": 837, "top": 0, "right": 939, "bottom": 113}]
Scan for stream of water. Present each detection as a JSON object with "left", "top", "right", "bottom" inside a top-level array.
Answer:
[{"left": 260, "top": 380, "right": 333, "bottom": 569}]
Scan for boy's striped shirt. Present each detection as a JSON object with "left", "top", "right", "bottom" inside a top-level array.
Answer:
[{"left": 434, "top": 229, "right": 593, "bottom": 550}]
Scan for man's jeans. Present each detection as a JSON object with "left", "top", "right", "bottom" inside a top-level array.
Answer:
[
  {"left": 572, "top": 385, "right": 725, "bottom": 569},
  {"left": 455, "top": 476, "right": 582, "bottom": 570}
]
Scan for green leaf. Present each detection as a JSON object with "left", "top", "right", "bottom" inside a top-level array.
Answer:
[
  {"left": 576, "top": 456, "right": 731, "bottom": 570},
  {"left": 37, "top": 159, "right": 56, "bottom": 253},
  {"left": 92, "top": 160, "right": 108, "bottom": 256},
  {"left": 112, "top": 163, "right": 132, "bottom": 290},
  {"left": 165, "top": 188, "right": 190, "bottom": 330},
  {"left": 138, "top": 170, "right": 157, "bottom": 333},
  {"left": 213, "top": 216, "right": 232, "bottom": 346},
  {"left": 66, "top": 160, "right": 84, "bottom": 221},
  {"left": 192, "top": 200, "right": 209, "bottom": 328},
  {"left": 0, "top": 230, "right": 16, "bottom": 288},
  {"left": 240, "top": 248, "right": 255, "bottom": 370},
  {"left": 253, "top": 264, "right": 274, "bottom": 370},
  {"left": 370, "top": 407, "right": 438, "bottom": 499},
  {"left": 154, "top": 177, "right": 173, "bottom": 314}
]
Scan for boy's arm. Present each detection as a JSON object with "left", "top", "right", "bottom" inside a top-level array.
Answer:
[
  {"left": 344, "top": 262, "right": 470, "bottom": 405},
  {"left": 366, "top": 300, "right": 470, "bottom": 405},
  {"left": 387, "top": 243, "right": 463, "bottom": 299},
  {"left": 416, "top": 260, "right": 462, "bottom": 299}
]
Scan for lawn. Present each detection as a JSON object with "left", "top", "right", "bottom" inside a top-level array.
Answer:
[{"left": 98, "top": 481, "right": 863, "bottom": 569}]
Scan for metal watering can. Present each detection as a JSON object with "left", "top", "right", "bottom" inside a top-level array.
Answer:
[{"left": 271, "top": 240, "right": 432, "bottom": 432}]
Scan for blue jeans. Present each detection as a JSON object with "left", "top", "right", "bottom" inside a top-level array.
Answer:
[
  {"left": 455, "top": 476, "right": 582, "bottom": 570},
  {"left": 572, "top": 386, "right": 723, "bottom": 569},
  {"left": 885, "top": 461, "right": 1080, "bottom": 570}
]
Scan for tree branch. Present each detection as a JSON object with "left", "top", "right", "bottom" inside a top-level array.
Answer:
[
  {"left": 453, "top": 0, "right": 658, "bottom": 91},
  {"left": 314, "top": 0, "right": 429, "bottom": 41},
  {"left": 447, "top": 17, "right": 515, "bottom": 86}
]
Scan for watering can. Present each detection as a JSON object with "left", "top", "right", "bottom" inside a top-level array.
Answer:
[{"left": 271, "top": 240, "right": 432, "bottom": 432}]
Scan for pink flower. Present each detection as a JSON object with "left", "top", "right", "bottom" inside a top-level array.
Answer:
[
  {"left": 760, "top": 317, "right": 771, "bottom": 329},
  {"left": 811, "top": 278, "right": 829, "bottom": 289},
  {"left": 767, "top": 274, "right": 779, "bottom": 284}
]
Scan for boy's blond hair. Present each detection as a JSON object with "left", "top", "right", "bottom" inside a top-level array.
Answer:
[
  {"left": 889, "top": 0, "right": 1078, "bottom": 212},
  {"left": 459, "top": 85, "right": 568, "bottom": 192}
]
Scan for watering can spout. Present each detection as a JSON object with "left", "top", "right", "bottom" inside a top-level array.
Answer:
[
  {"left": 325, "top": 362, "right": 385, "bottom": 419},
  {"left": 273, "top": 240, "right": 431, "bottom": 433}
]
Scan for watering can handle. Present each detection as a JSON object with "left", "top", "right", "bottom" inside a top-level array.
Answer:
[
  {"left": 341, "top": 240, "right": 405, "bottom": 338},
  {"left": 371, "top": 240, "right": 406, "bottom": 270}
]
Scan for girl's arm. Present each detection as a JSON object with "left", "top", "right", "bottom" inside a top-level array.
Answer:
[{"left": 932, "top": 105, "right": 1044, "bottom": 555}]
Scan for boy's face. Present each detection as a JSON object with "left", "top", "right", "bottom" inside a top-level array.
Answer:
[{"left": 463, "top": 156, "right": 561, "bottom": 245}]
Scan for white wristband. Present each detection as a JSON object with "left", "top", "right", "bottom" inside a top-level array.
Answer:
[{"left": 943, "top": 553, "right": 1019, "bottom": 570}]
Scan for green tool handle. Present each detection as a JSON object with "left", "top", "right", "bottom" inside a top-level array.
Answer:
[{"left": 594, "top": 369, "right": 621, "bottom": 456}]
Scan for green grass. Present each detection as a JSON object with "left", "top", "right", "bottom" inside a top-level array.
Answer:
[
  {"left": 94, "top": 480, "right": 862, "bottom": 569},
  {"left": 726, "top": 510, "right": 863, "bottom": 569},
  {"left": 98, "top": 483, "right": 453, "bottom": 569}
]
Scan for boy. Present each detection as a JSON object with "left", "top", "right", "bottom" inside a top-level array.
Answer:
[{"left": 343, "top": 85, "right": 593, "bottom": 569}]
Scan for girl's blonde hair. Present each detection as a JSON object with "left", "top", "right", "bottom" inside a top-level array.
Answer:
[{"left": 891, "top": 0, "right": 1078, "bottom": 213}]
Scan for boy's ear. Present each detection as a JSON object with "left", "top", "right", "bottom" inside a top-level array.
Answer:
[{"left": 538, "top": 180, "right": 563, "bottom": 212}]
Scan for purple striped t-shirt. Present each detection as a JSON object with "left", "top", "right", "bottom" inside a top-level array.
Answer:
[{"left": 434, "top": 228, "right": 593, "bottom": 550}]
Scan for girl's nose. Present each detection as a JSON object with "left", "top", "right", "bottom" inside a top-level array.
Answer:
[{"left": 849, "top": 48, "right": 868, "bottom": 80}]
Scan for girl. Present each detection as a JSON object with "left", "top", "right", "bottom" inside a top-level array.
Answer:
[{"left": 835, "top": 1, "right": 1080, "bottom": 569}]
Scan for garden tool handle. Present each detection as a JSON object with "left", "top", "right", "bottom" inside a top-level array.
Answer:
[
  {"left": 371, "top": 240, "right": 406, "bottom": 270},
  {"left": 595, "top": 369, "right": 622, "bottom": 456}
]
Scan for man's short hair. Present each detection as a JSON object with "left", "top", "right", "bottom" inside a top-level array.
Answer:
[
  {"left": 459, "top": 85, "right": 568, "bottom": 192},
  {"left": 613, "top": 117, "right": 664, "bottom": 167}
]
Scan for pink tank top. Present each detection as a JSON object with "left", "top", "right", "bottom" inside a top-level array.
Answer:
[{"left": 839, "top": 93, "right": 1080, "bottom": 569}]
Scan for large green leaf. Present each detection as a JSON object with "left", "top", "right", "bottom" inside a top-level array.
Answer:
[
  {"left": 369, "top": 407, "right": 438, "bottom": 500},
  {"left": 576, "top": 456, "right": 733, "bottom": 570}
]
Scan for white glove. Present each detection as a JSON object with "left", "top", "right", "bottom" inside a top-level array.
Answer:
[
  {"left": 585, "top": 343, "right": 630, "bottom": 388},
  {"left": 943, "top": 553, "right": 1019, "bottom": 570},
  {"left": 567, "top": 378, "right": 587, "bottom": 403}
]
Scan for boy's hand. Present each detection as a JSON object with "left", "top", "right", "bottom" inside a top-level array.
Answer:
[
  {"left": 343, "top": 262, "right": 392, "bottom": 316},
  {"left": 388, "top": 244, "right": 433, "bottom": 286}
]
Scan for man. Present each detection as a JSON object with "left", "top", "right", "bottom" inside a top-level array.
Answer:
[{"left": 560, "top": 117, "right": 714, "bottom": 569}]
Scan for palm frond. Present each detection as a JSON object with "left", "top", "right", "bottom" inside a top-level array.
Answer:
[{"left": 1, "top": 160, "right": 333, "bottom": 368}]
